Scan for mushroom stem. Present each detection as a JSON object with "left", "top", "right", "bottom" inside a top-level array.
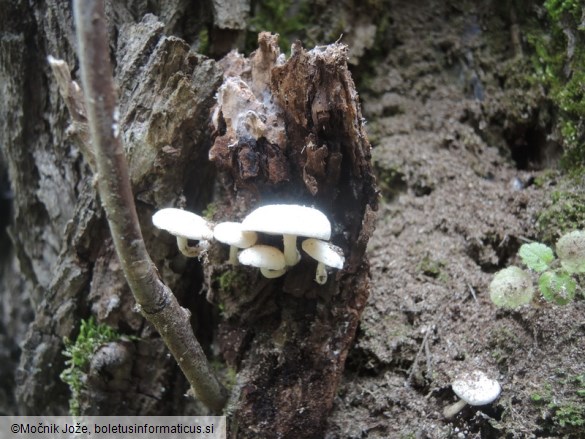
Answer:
[
  {"left": 443, "top": 399, "right": 467, "bottom": 419},
  {"left": 315, "top": 262, "right": 328, "bottom": 284},
  {"left": 177, "top": 237, "right": 210, "bottom": 258},
  {"left": 228, "top": 245, "right": 239, "bottom": 265},
  {"left": 260, "top": 267, "right": 287, "bottom": 278},
  {"left": 176, "top": 236, "right": 201, "bottom": 257},
  {"left": 283, "top": 234, "right": 300, "bottom": 266}
]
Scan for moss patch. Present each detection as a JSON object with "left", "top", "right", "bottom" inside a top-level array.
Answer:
[
  {"left": 216, "top": 269, "right": 249, "bottom": 294},
  {"left": 246, "top": 0, "right": 312, "bottom": 53},
  {"left": 60, "top": 317, "right": 123, "bottom": 415},
  {"left": 537, "top": 185, "right": 585, "bottom": 243},
  {"left": 526, "top": 0, "right": 585, "bottom": 172},
  {"left": 417, "top": 255, "right": 446, "bottom": 281},
  {"left": 530, "top": 372, "right": 585, "bottom": 435}
]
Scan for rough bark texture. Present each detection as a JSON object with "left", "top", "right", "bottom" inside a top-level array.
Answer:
[
  {"left": 0, "top": 0, "right": 221, "bottom": 416},
  {"left": 207, "top": 33, "right": 378, "bottom": 438}
]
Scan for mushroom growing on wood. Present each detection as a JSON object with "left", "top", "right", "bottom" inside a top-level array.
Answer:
[
  {"left": 238, "top": 245, "right": 287, "bottom": 278},
  {"left": 213, "top": 221, "right": 258, "bottom": 265},
  {"left": 241, "top": 204, "right": 331, "bottom": 266},
  {"left": 443, "top": 370, "right": 502, "bottom": 419},
  {"left": 152, "top": 208, "right": 214, "bottom": 257},
  {"left": 301, "top": 238, "right": 345, "bottom": 284}
]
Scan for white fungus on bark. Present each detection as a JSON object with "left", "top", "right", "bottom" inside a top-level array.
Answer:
[
  {"left": 152, "top": 204, "right": 344, "bottom": 283},
  {"left": 241, "top": 204, "right": 331, "bottom": 266},
  {"left": 301, "top": 238, "right": 345, "bottom": 284},
  {"left": 152, "top": 208, "right": 214, "bottom": 257}
]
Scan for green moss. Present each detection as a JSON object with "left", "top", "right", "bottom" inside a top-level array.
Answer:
[
  {"left": 210, "top": 359, "right": 237, "bottom": 391},
  {"left": 196, "top": 28, "right": 210, "bottom": 55},
  {"left": 553, "top": 403, "right": 585, "bottom": 428},
  {"left": 544, "top": 0, "right": 582, "bottom": 21},
  {"left": 246, "top": 0, "right": 312, "bottom": 53},
  {"left": 531, "top": 392, "right": 547, "bottom": 404},
  {"left": 417, "top": 256, "right": 445, "bottom": 280},
  {"left": 537, "top": 187, "right": 585, "bottom": 243},
  {"left": 60, "top": 317, "right": 122, "bottom": 415},
  {"left": 530, "top": 373, "right": 585, "bottom": 434},
  {"left": 526, "top": 0, "right": 585, "bottom": 172},
  {"left": 202, "top": 201, "right": 219, "bottom": 220},
  {"left": 533, "top": 169, "right": 557, "bottom": 188},
  {"left": 216, "top": 269, "right": 248, "bottom": 294}
]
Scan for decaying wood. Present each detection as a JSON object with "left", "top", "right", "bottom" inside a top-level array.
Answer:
[{"left": 208, "top": 33, "right": 378, "bottom": 437}]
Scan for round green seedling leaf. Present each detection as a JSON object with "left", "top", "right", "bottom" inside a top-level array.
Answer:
[
  {"left": 518, "top": 242, "right": 554, "bottom": 272},
  {"left": 556, "top": 230, "right": 585, "bottom": 274},
  {"left": 489, "top": 266, "right": 534, "bottom": 309},
  {"left": 538, "top": 271, "right": 576, "bottom": 305}
]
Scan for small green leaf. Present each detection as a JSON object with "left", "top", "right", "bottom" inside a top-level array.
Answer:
[
  {"left": 556, "top": 230, "right": 585, "bottom": 274},
  {"left": 518, "top": 242, "right": 555, "bottom": 272},
  {"left": 489, "top": 266, "right": 535, "bottom": 309},
  {"left": 539, "top": 271, "right": 577, "bottom": 305}
]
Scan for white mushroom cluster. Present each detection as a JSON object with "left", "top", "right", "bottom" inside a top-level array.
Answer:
[{"left": 151, "top": 204, "right": 345, "bottom": 284}]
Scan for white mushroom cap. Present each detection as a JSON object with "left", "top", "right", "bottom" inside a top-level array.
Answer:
[
  {"left": 241, "top": 204, "right": 331, "bottom": 266},
  {"left": 301, "top": 239, "right": 345, "bottom": 285},
  {"left": 238, "top": 245, "right": 286, "bottom": 270},
  {"left": 301, "top": 239, "right": 345, "bottom": 269},
  {"left": 214, "top": 222, "right": 258, "bottom": 265},
  {"left": 241, "top": 204, "right": 331, "bottom": 239},
  {"left": 152, "top": 208, "right": 214, "bottom": 257},
  {"left": 452, "top": 370, "right": 501, "bottom": 406},
  {"left": 213, "top": 222, "right": 258, "bottom": 248},
  {"left": 152, "top": 208, "right": 214, "bottom": 240}
]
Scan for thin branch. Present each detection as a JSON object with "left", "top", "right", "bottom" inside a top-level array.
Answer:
[{"left": 72, "top": 0, "right": 227, "bottom": 412}]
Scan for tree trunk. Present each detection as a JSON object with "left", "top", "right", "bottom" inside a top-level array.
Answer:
[
  {"left": 0, "top": 0, "right": 220, "bottom": 415},
  {"left": 0, "top": 1, "right": 376, "bottom": 436}
]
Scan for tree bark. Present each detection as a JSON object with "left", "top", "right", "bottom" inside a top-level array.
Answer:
[{"left": 0, "top": 0, "right": 221, "bottom": 415}]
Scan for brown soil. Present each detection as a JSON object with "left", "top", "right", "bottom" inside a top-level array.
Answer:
[{"left": 325, "top": 1, "right": 584, "bottom": 438}]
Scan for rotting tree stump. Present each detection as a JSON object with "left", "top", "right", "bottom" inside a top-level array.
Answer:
[{"left": 207, "top": 33, "right": 378, "bottom": 438}]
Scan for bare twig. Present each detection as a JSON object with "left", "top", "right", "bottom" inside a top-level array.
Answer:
[
  {"left": 407, "top": 325, "right": 433, "bottom": 385},
  {"left": 72, "top": 0, "right": 227, "bottom": 412},
  {"left": 467, "top": 283, "right": 478, "bottom": 303}
]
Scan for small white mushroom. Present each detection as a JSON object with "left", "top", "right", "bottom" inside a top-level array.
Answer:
[
  {"left": 152, "top": 208, "right": 214, "bottom": 257},
  {"left": 443, "top": 370, "right": 502, "bottom": 419},
  {"left": 241, "top": 204, "right": 331, "bottom": 266},
  {"left": 213, "top": 222, "right": 258, "bottom": 265},
  {"left": 238, "top": 245, "right": 287, "bottom": 278},
  {"left": 301, "top": 238, "right": 345, "bottom": 285}
]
